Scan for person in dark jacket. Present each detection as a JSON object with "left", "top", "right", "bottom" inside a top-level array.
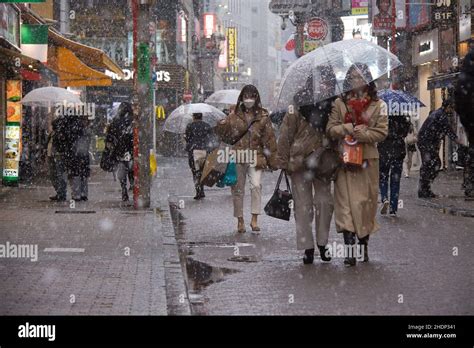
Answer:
[
  {"left": 455, "top": 40, "right": 474, "bottom": 197},
  {"left": 378, "top": 114, "right": 411, "bottom": 216},
  {"left": 106, "top": 102, "right": 134, "bottom": 201},
  {"left": 417, "top": 101, "right": 459, "bottom": 198},
  {"left": 184, "top": 113, "right": 212, "bottom": 200},
  {"left": 70, "top": 118, "right": 91, "bottom": 201},
  {"left": 49, "top": 115, "right": 68, "bottom": 201}
]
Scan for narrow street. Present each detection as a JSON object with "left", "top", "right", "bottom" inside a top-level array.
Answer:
[{"left": 165, "top": 157, "right": 474, "bottom": 315}]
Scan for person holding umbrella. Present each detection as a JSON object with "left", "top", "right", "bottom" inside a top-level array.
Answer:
[
  {"left": 216, "top": 85, "right": 278, "bottom": 234},
  {"left": 277, "top": 66, "right": 337, "bottom": 264},
  {"left": 326, "top": 63, "right": 388, "bottom": 266}
]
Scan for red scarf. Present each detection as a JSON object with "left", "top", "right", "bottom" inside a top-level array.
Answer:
[{"left": 344, "top": 95, "right": 372, "bottom": 125}]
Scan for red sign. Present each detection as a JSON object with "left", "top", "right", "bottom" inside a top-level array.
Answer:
[{"left": 307, "top": 18, "right": 328, "bottom": 40}]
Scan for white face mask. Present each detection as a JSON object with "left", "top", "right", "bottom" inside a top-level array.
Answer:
[{"left": 243, "top": 99, "right": 255, "bottom": 109}]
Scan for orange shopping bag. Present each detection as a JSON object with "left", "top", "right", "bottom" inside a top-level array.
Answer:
[{"left": 342, "top": 135, "right": 363, "bottom": 167}]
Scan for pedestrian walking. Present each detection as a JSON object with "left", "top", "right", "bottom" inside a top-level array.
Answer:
[
  {"left": 326, "top": 63, "right": 388, "bottom": 265},
  {"left": 48, "top": 115, "right": 68, "bottom": 202},
  {"left": 417, "top": 101, "right": 459, "bottom": 198},
  {"left": 378, "top": 114, "right": 411, "bottom": 216},
  {"left": 70, "top": 117, "right": 91, "bottom": 201},
  {"left": 216, "top": 85, "right": 278, "bottom": 234},
  {"left": 184, "top": 112, "right": 212, "bottom": 200},
  {"left": 403, "top": 121, "right": 418, "bottom": 178},
  {"left": 455, "top": 39, "right": 474, "bottom": 198},
  {"left": 104, "top": 102, "right": 134, "bottom": 202},
  {"left": 277, "top": 69, "right": 336, "bottom": 264}
]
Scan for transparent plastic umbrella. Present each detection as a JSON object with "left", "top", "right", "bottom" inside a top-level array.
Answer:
[
  {"left": 275, "top": 39, "right": 402, "bottom": 111},
  {"left": 163, "top": 103, "right": 226, "bottom": 134},
  {"left": 21, "top": 87, "right": 81, "bottom": 107},
  {"left": 205, "top": 89, "right": 241, "bottom": 106}
]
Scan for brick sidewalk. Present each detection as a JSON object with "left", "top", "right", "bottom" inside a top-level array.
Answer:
[{"left": 0, "top": 164, "right": 188, "bottom": 315}]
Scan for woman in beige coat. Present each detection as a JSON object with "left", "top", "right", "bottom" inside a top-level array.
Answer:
[
  {"left": 216, "top": 85, "right": 278, "bottom": 234},
  {"left": 326, "top": 63, "right": 388, "bottom": 266}
]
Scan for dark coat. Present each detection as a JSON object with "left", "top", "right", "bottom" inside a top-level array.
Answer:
[
  {"left": 184, "top": 120, "right": 212, "bottom": 152},
  {"left": 455, "top": 49, "right": 474, "bottom": 135},
  {"left": 54, "top": 116, "right": 90, "bottom": 177},
  {"left": 377, "top": 115, "right": 411, "bottom": 161},
  {"left": 107, "top": 113, "right": 133, "bottom": 160},
  {"left": 418, "top": 108, "right": 457, "bottom": 151}
]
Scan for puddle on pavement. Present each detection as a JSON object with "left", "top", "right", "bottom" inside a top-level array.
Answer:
[{"left": 170, "top": 202, "right": 252, "bottom": 314}]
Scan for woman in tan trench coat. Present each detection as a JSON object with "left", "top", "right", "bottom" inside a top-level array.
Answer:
[
  {"left": 216, "top": 85, "right": 278, "bottom": 233},
  {"left": 326, "top": 63, "right": 388, "bottom": 266}
]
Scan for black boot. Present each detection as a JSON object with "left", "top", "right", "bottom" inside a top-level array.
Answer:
[
  {"left": 343, "top": 231, "right": 356, "bottom": 266},
  {"left": 303, "top": 248, "right": 314, "bottom": 264},
  {"left": 358, "top": 235, "right": 369, "bottom": 262},
  {"left": 317, "top": 245, "right": 332, "bottom": 262},
  {"left": 121, "top": 186, "right": 129, "bottom": 201}
]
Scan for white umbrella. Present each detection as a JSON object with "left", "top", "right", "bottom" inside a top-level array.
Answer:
[
  {"left": 205, "top": 89, "right": 241, "bottom": 106},
  {"left": 22, "top": 87, "right": 81, "bottom": 107},
  {"left": 163, "top": 103, "right": 225, "bottom": 134}
]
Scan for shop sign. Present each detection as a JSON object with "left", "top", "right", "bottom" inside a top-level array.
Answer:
[
  {"left": 439, "top": 27, "right": 457, "bottom": 72},
  {"left": 137, "top": 43, "right": 150, "bottom": 83},
  {"left": 407, "top": 0, "right": 431, "bottom": 30},
  {"left": 3, "top": 80, "right": 22, "bottom": 183},
  {"left": 155, "top": 105, "right": 166, "bottom": 119},
  {"left": 105, "top": 69, "right": 134, "bottom": 81},
  {"left": 269, "top": 0, "right": 313, "bottom": 14},
  {"left": 351, "top": 0, "right": 368, "bottom": 15},
  {"left": 412, "top": 29, "right": 439, "bottom": 65},
  {"left": 432, "top": 0, "right": 456, "bottom": 26},
  {"left": 225, "top": 27, "right": 238, "bottom": 82},
  {"left": 370, "top": 0, "right": 406, "bottom": 36},
  {"left": 306, "top": 18, "right": 328, "bottom": 41},
  {"left": 0, "top": 4, "right": 20, "bottom": 47}
]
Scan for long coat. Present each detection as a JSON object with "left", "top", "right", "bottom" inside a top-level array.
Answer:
[
  {"left": 215, "top": 106, "right": 278, "bottom": 170},
  {"left": 326, "top": 98, "right": 388, "bottom": 238},
  {"left": 276, "top": 109, "right": 325, "bottom": 174}
]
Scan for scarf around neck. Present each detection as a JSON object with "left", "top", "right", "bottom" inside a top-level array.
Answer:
[{"left": 344, "top": 93, "right": 372, "bottom": 126}]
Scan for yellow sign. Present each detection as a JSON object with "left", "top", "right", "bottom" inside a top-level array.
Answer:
[
  {"left": 155, "top": 105, "right": 166, "bottom": 119},
  {"left": 226, "top": 27, "right": 238, "bottom": 81}
]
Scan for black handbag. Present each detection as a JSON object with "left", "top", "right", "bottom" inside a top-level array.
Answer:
[{"left": 264, "top": 170, "right": 293, "bottom": 221}]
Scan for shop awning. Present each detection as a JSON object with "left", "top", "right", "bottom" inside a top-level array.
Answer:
[
  {"left": 427, "top": 72, "right": 460, "bottom": 90},
  {"left": 21, "top": 11, "right": 125, "bottom": 80},
  {"left": 48, "top": 46, "right": 112, "bottom": 87},
  {"left": 47, "top": 29, "right": 125, "bottom": 79}
]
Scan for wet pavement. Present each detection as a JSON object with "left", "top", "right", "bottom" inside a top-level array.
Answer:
[{"left": 164, "top": 157, "right": 474, "bottom": 315}]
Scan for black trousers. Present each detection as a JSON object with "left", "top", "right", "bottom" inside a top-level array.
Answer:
[
  {"left": 418, "top": 143, "right": 441, "bottom": 193},
  {"left": 465, "top": 133, "right": 474, "bottom": 195},
  {"left": 188, "top": 151, "right": 204, "bottom": 197}
]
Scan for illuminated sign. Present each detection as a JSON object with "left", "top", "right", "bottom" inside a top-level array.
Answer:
[
  {"left": 3, "top": 80, "right": 22, "bottom": 184},
  {"left": 419, "top": 40, "right": 433, "bottom": 54},
  {"left": 155, "top": 105, "right": 166, "bottom": 119},
  {"left": 225, "top": 27, "right": 238, "bottom": 81},
  {"left": 203, "top": 13, "right": 216, "bottom": 38}
]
